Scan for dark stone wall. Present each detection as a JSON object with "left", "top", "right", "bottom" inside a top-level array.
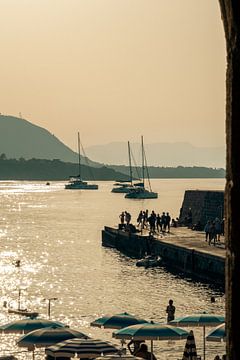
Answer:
[
  {"left": 179, "top": 190, "right": 224, "bottom": 228},
  {"left": 102, "top": 227, "right": 225, "bottom": 286}
]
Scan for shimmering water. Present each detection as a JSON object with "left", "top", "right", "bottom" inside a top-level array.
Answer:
[{"left": 0, "top": 179, "right": 226, "bottom": 359}]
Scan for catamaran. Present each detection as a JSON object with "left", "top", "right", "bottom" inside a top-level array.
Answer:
[
  {"left": 125, "top": 136, "right": 158, "bottom": 199},
  {"left": 65, "top": 133, "right": 98, "bottom": 190}
]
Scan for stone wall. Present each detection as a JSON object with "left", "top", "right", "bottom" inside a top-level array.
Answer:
[
  {"left": 102, "top": 226, "right": 225, "bottom": 287},
  {"left": 179, "top": 190, "right": 224, "bottom": 228}
]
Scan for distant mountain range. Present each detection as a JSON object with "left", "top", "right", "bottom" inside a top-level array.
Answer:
[
  {"left": 0, "top": 115, "right": 100, "bottom": 167},
  {"left": 85, "top": 142, "right": 226, "bottom": 168},
  {"left": 0, "top": 115, "right": 225, "bottom": 180}
]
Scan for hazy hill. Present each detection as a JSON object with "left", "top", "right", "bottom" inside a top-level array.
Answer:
[
  {"left": 0, "top": 157, "right": 129, "bottom": 181},
  {"left": 85, "top": 141, "right": 226, "bottom": 168},
  {"left": 0, "top": 115, "right": 100, "bottom": 167}
]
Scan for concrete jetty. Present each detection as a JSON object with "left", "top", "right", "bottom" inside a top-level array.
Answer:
[{"left": 102, "top": 226, "right": 225, "bottom": 287}]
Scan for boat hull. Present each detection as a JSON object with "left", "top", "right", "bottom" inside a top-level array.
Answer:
[
  {"left": 136, "top": 257, "right": 162, "bottom": 268},
  {"left": 65, "top": 183, "right": 98, "bottom": 190},
  {"left": 125, "top": 190, "right": 158, "bottom": 199},
  {"left": 8, "top": 309, "right": 39, "bottom": 317},
  {"left": 111, "top": 187, "right": 132, "bottom": 193}
]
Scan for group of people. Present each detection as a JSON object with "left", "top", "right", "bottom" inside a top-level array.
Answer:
[
  {"left": 204, "top": 218, "right": 224, "bottom": 246},
  {"left": 119, "top": 209, "right": 178, "bottom": 235},
  {"left": 214, "top": 355, "right": 226, "bottom": 360}
]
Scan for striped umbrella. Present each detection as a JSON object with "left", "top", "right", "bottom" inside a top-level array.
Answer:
[
  {"left": 45, "top": 338, "right": 119, "bottom": 358},
  {"left": 182, "top": 330, "right": 198, "bottom": 360},
  {"left": 90, "top": 312, "right": 148, "bottom": 329},
  {"left": 206, "top": 323, "right": 226, "bottom": 342}
]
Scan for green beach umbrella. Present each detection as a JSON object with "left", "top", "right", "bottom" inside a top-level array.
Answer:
[
  {"left": 113, "top": 321, "right": 188, "bottom": 359},
  {"left": 17, "top": 326, "right": 89, "bottom": 360},
  {"left": 113, "top": 322, "right": 189, "bottom": 341},
  {"left": 169, "top": 313, "right": 225, "bottom": 360},
  {"left": 0, "top": 318, "right": 66, "bottom": 334},
  {"left": 206, "top": 323, "right": 226, "bottom": 342},
  {"left": 90, "top": 312, "right": 148, "bottom": 329},
  {"left": 17, "top": 326, "right": 89, "bottom": 348}
]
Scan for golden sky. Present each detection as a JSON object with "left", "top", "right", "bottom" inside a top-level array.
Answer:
[{"left": 0, "top": 0, "right": 226, "bottom": 150}]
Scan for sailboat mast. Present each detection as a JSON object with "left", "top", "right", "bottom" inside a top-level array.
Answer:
[
  {"left": 18, "top": 289, "right": 21, "bottom": 310},
  {"left": 128, "top": 141, "right": 133, "bottom": 185},
  {"left": 141, "top": 135, "right": 145, "bottom": 188},
  {"left": 78, "top": 132, "right": 81, "bottom": 178}
]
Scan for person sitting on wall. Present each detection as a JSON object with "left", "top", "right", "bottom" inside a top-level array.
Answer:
[
  {"left": 125, "top": 223, "right": 138, "bottom": 234},
  {"left": 187, "top": 207, "right": 192, "bottom": 227}
]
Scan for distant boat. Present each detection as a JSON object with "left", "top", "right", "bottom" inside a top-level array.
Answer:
[
  {"left": 125, "top": 136, "right": 158, "bottom": 199},
  {"left": 65, "top": 133, "right": 98, "bottom": 190},
  {"left": 111, "top": 141, "right": 141, "bottom": 193},
  {"left": 7, "top": 288, "right": 39, "bottom": 318},
  {"left": 136, "top": 255, "right": 162, "bottom": 268},
  {"left": 8, "top": 308, "right": 39, "bottom": 317}
]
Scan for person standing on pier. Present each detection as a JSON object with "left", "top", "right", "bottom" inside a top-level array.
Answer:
[
  {"left": 156, "top": 213, "right": 162, "bottom": 232},
  {"left": 165, "top": 212, "right": 171, "bottom": 233},
  {"left": 119, "top": 212, "right": 125, "bottom": 226},
  {"left": 166, "top": 299, "right": 175, "bottom": 322},
  {"left": 125, "top": 211, "right": 131, "bottom": 225}
]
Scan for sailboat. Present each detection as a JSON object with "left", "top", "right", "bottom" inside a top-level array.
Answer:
[
  {"left": 65, "top": 133, "right": 98, "bottom": 190},
  {"left": 125, "top": 136, "right": 158, "bottom": 199},
  {"left": 111, "top": 141, "right": 139, "bottom": 193},
  {"left": 7, "top": 287, "right": 39, "bottom": 318}
]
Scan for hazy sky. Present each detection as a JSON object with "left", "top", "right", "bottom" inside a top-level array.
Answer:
[{"left": 0, "top": 0, "right": 226, "bottom": 151}]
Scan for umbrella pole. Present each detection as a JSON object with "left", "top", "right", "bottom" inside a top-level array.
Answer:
[
  {"left": 32, "top": 348, "right": 35, "bottom": 360},
  {"left": 151, "top": 340, "right": 153, "bottom": 360},
  {"left": 203, "top": 326, "right": 205, "bottom": 360}
]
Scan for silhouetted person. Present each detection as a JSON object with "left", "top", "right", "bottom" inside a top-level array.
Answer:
[
  {"left": 166, "top": 299, "right": 175, "bottom": 322},
  {"left": 134, "top": 343, "right": 157, "bottom": 360}
]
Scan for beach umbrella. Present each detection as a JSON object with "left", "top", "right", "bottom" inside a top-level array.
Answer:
[
  {"left": 206, "top": 323, "right": 226, "bottom": 342},
  {"left": 113, "top": 322, "right": 188, "bottom": 359},
  {"left": 113, "top": 322, "right": 188, "bottom": 341},
  {"left": 17, "top": 326, "right": 89, "bottom": 348},
  {"left": 182, "top": 330, "right": 198, "bottom": 360},
  {"left": 17, "top": 326, "right": 89, "bottom": 360},
  {"left": 169, "top": 313, "right": 225, "bottom": 360},
  {"left": 90, "top": 312, "right": 148, "bottom": 329},
  {"left": 45, "top": 338, "right": 119, "bottom": 358},
  {"left": 0, "top": 318, "right": 66, "bottom": 334}
]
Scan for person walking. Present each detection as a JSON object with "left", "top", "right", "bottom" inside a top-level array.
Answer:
[
  {"left": 209, "top": 221, "right": 217, "bottom": 246},
  {"left": 215, "top": 218, "right": 222, "bottom": 242},
  {"left": 204, "top": 220, "right": 211, "bottom": 242}
]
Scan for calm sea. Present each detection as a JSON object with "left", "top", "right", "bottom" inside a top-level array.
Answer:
[{"left": 0, "top": 179, "right": 226, "bottom": 359}]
